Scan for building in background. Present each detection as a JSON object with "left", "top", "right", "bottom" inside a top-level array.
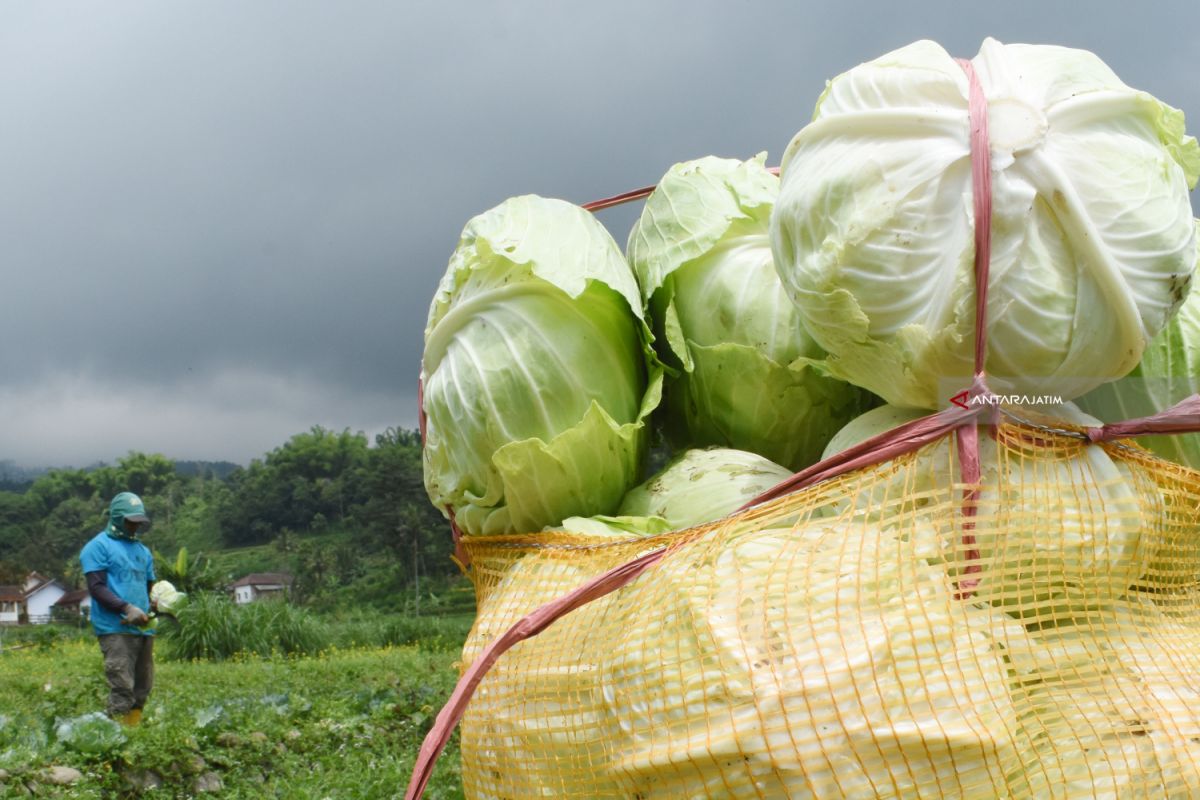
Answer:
[
  {"left": 22, "top": 573, "right": 67, "bottom": 624},
  {"left": 230, "top": 572, "right": 294, "bottom": 604},
  {"left": 0, "top": 573, "right": 70, "bottom": 625},
  {"left": 53, "top": 589, "right": 92, "bottom": 622}
]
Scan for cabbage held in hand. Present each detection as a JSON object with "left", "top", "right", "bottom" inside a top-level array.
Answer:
[
  {"left": 150, "top": 580, "right": 187, "bottom": 615},
  {"left": 618, "top": 447, "right": 792, "bottom": 529},
  {"left": 1077, "top": 221, "right": 1200, "bottom": 470},
  {"left": 628, "top": 155, "right": 874, "bottom": 469},
  {"left": 422, "top": 195, "right": 660, "bottom": 536},
  {"left": 772, "top": 38, "right": 1199, "bottom": 410}
]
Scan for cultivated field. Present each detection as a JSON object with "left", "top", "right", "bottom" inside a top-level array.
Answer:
[{"left": 0, "top": 630, "right": 465, "bottom": 798}]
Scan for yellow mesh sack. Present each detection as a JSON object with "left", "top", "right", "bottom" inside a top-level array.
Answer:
[{"left": 445, "top": 416, "right": 1200, "bottom": 799}]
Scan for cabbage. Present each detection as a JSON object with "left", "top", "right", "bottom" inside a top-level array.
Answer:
[
  {"left": 771, "top": 38, "right": 1200, "bottom": 410},
  {"left": 54, "top": 712, "right": 126, "bottom": 755},
  {"left": 602, "top": 521, "right": 1023, "bottom": 798},
  {"left": 1004, "top": 599, "right": 1200, "bottom": 797},
  {"left": 822, "top": 402, "right": 1150, "bottom": 617},
  {"left": 422, "top": 195, "right": 661, "bottom": 536},
  {"left": 617, "top": 447, "right": 793, "bottom": 529},
  {"left": 1076, "top": 221, "right": 1200, "bottom": 471},
  {"left": 150, "top": 580, "right": 187, "bottom": 615},
  {"left": 627, "top": 155, "right": 875, "bottom": 469}
]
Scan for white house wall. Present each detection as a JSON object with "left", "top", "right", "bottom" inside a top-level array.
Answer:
[{"left": 26, "top": 584, "right": 66, "bottom": 624}]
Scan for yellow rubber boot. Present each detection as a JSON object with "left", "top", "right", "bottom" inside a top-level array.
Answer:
[{"left": 118, "top": 708, "right": 143, "bottom": 727}]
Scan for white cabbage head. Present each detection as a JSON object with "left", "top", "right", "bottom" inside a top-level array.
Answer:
[
  {"left": 771, "top": 38, "right": 1199, "bottom": 410},
  {"left": 617, "top": 447, "right": 793, "bottom": 530},
  {"left": 421, "top": 195, "right": 660, "bottom": 536}
]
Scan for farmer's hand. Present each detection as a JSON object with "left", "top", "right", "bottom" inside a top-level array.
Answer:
[{"left": 123, "top": 605, "right": 150, "bottom": 626}]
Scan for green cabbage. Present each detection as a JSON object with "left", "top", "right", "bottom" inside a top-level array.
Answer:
[
  {"left": 823, "top": 402, "right": 1150, "bottom": 617},
  {"left": 627, "top": 155, "right": 875, "bottom": 469},
  {"left": 602, "top": 521, "right": 1023, "bottom": 797},
  {"left": 54, "top": 712, "right": 126, "bottom": 755},
  {"left": 771, "top": 38, "right": 1199, "bottom": 410},
  {"left": 422, "top": 195, "right": 661, "bottom": 536},
  {"left": 617, "top": 447, "right": 793, "bottom": 529},
  {"left": 1076, "top": 221, "right": 1200, "bottom": 470}
]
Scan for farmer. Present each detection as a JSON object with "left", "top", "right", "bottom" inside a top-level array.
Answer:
[{"left": 80, "top": 491, "right": 157, "bottom": 726}]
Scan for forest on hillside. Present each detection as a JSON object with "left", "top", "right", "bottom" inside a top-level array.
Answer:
[{"left": 0, "top": 427, "right": 457, "bottom": 611}]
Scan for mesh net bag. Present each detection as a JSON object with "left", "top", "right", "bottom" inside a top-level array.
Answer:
[
  {"left": 444, "top": 416, "right": 1200, "bottom": 799},
  {"left": 406, "top": 57, "right": 1200, "bottom": 799}
]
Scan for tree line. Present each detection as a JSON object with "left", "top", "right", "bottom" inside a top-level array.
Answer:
[{"left": 0, "top": 427, "right": 455, "bottom": 608}]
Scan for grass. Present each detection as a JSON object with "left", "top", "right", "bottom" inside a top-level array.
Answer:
[
  {"left": 0, "top": 623, "right": 467, "bottom": 798},
  {"left": 163, "top": 593, "right": 332, "bottom": 661},
  {"left": 157, "top": 592, "right": 475, "bottom": 662}
]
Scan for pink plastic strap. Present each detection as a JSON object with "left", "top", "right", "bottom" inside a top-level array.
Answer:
[
  {"left": 1086, "top": 394, "right": 1200, "bottom": 442},
  {"left": 952, "top": 58, "right": 993, "bottom": 597},
  {"left": 404, "top": 545, "right": 671, "bottom": 800},
  {"left": 954, "top": 422, "right": 983, "bottom": 596},
  {"left": 739, "top": 401, "right": 984, "bottom": 509},
  {"left": 956, "top": 58, "right": 992, "bottom": 376}
]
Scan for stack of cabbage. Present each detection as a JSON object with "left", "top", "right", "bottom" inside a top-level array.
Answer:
[
  {"left": 421, "top": 162, "right": 876, "bottom": 539},
  {"left": 427, "top": 36, "right": 1200, "bottom": 800}
]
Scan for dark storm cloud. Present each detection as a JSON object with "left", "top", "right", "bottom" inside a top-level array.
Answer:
[{"left": 1, "top": 0, "right": 1197, "bottom": 465}]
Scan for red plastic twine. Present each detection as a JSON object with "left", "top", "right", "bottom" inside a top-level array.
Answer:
[
  {"left": 1087, "top": 394, "right": 1200, "bottom": 442},
  {"left": 952, "top": 57, "right": 994, "bottom": 596}
]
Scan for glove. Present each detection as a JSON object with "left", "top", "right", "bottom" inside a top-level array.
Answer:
[{"left": 123, "top": 605, "right": 150, "bottom": 626}]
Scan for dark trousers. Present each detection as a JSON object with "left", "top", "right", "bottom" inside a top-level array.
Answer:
[{"left": 98, "top": 634, "right": 154, "bottom": 717}]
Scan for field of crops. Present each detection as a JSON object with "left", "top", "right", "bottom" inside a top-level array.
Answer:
[{"left": 0, "top": 627, "right": 466, "bottom": 798}]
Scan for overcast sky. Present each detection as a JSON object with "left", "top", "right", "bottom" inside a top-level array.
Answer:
[{"left": 2, "top": 1, "right": 1198, "bottom": 467}]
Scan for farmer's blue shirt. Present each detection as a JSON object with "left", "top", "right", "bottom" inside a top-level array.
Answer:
[{"left": 80, "top": 531, "right": 156, "bottom": 637}]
